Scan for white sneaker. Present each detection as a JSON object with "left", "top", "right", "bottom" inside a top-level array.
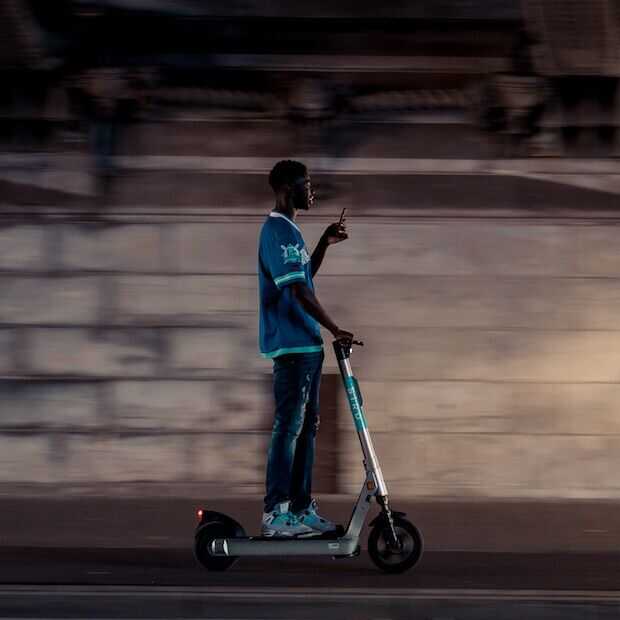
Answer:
[{"left": 261, "top": 501, "right": 317, "bottom": 538}]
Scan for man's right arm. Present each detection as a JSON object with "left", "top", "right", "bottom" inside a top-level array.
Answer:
[{"left": 290, "top": 282, "right": 352, "bottom": 340}]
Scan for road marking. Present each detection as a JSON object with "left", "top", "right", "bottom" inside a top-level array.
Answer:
[{"left": 2, "top": 586, "right": 620, "bottom": 603}]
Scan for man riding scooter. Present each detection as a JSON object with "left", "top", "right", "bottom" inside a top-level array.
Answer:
[{"left": 258, "top": 159, "right": 352, "bottom": 537}]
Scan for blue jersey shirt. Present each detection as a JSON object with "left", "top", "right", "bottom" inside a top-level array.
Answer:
[{"left": 258, "top": 211, "right": 323, "bottom": 358}]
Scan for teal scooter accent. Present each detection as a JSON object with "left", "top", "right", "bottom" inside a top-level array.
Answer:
[{"left": 344, "top": 375, "right": 367, "bottom": 431}]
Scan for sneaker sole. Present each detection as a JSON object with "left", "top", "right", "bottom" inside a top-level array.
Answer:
[
  {"left": 297, "top": 521, "right": 339, "bottom": 535},
  {"left": 261, "top": 529, "right": 322, "bottom": 539}
]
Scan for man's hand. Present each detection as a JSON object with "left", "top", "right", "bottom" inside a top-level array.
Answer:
[
  {"left": 322, "top": 219, "right": 348, "bottom": 245},
  {"left": 312, "top": 213, "right": 348, "bottom": 277},
  {"left": 332, "top": 327, "right": 354, "bottom": 341}
]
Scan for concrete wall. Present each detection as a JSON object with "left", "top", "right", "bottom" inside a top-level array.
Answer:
[{"left": 2, "top": 215, "right": 620, "bottom": 498}]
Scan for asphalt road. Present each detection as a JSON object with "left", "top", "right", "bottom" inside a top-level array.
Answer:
[
  {"left": 1, "top": 582, "right": 619, "bottom": 620},
  {"left": 1, "top": 547, "right": 620, "bottom": 619},
  {"left": 1, "top": 497, "right": 619, "bottom": 618},
  {"left": 1, "top": 547, "right": 620, "bottom": 590}
]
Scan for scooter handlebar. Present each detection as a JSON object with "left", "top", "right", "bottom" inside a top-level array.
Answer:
[
  {"left": 332, "top": 337, "right": 364, "bottom": 361},
  {"left": 333, "top": 337, "right": 364, "bottom": 346}
]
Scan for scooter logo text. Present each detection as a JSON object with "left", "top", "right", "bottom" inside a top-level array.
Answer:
[{"left": 345, "top": 378, "right": 367, "bottom": 431}]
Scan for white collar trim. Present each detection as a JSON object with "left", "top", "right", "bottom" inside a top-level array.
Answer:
[{"left": 270, "top": 211, "right": 301, "bottom": 233}]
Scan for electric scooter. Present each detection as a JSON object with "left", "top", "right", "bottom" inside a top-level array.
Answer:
[{"left": 193, "top": 338, "right": 423, "bottom": 574}]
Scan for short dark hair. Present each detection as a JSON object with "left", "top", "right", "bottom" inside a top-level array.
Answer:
[{"left": 268, "top": 159, "right": 307, "bottom": 192}]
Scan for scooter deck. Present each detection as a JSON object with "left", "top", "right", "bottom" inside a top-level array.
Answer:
[{"left": 210, "top": 530, "right": 359, "bottom": 557}]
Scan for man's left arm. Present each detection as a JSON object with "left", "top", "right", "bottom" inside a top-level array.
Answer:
[
  {"left": 311, "top": 236, "right": 328, "bottom": 278},
  {"left": 311, "top": 220, "right": 348, "bottom": 278}
]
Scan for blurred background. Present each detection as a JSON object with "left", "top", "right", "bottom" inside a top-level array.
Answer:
[{"left": 2, "top": 0, "right": 620, "bottom": 504}]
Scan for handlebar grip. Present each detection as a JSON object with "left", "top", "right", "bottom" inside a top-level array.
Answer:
[
  {"left": 333, "top": 337, "right": 364, "bottom": 346},
  {"left": 332, "top": 337, "right": 364, "bottom": 360}
]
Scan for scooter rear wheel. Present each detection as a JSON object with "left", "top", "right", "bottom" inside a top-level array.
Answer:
[
  {"left": 368, "top": 515, "right": 423, "bottom": 574},
  {"left": 194, "top": 520, "right": 239, "bottom": 572}
]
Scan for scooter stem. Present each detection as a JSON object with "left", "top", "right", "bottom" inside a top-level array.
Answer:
[{"left": 333, "top": 338, "right": 388, "bottom": 499}]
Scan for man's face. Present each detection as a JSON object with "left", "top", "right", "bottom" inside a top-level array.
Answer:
[{"left": 291, "top": 174, "right": 315, "bottom": 211}]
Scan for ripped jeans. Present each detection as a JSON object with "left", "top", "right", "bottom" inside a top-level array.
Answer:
[{"left": 264, "top": 350, "right": 324, "bottom": 513}]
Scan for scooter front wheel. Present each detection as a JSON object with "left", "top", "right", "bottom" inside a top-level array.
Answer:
[
  {"left": 194, "top": 520, "right": 240, "bottom": 572},
  {"left": 368, "top": 516, "right": 423, "bottom": 574}
]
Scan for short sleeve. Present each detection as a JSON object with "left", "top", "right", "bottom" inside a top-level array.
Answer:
[{"left": 263, "top": 226, "right": 306, "bottom": 290}]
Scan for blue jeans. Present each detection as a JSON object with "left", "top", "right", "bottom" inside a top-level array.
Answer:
[{"left": 264, "top": 350, "right": 324, "bottom": 513}]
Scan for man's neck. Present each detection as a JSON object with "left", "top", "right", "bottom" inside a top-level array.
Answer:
[{"left": 273, "top": 203, "right": 296, "bottom": 222}]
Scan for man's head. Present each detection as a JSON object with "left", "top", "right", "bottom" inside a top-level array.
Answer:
[{"left": 269, "top": 159, "right": 314, "bottom": 211}]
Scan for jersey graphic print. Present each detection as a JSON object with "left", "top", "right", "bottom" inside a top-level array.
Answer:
[{"left": 281, "top": 243, "right": 311, "bottom": 266}]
